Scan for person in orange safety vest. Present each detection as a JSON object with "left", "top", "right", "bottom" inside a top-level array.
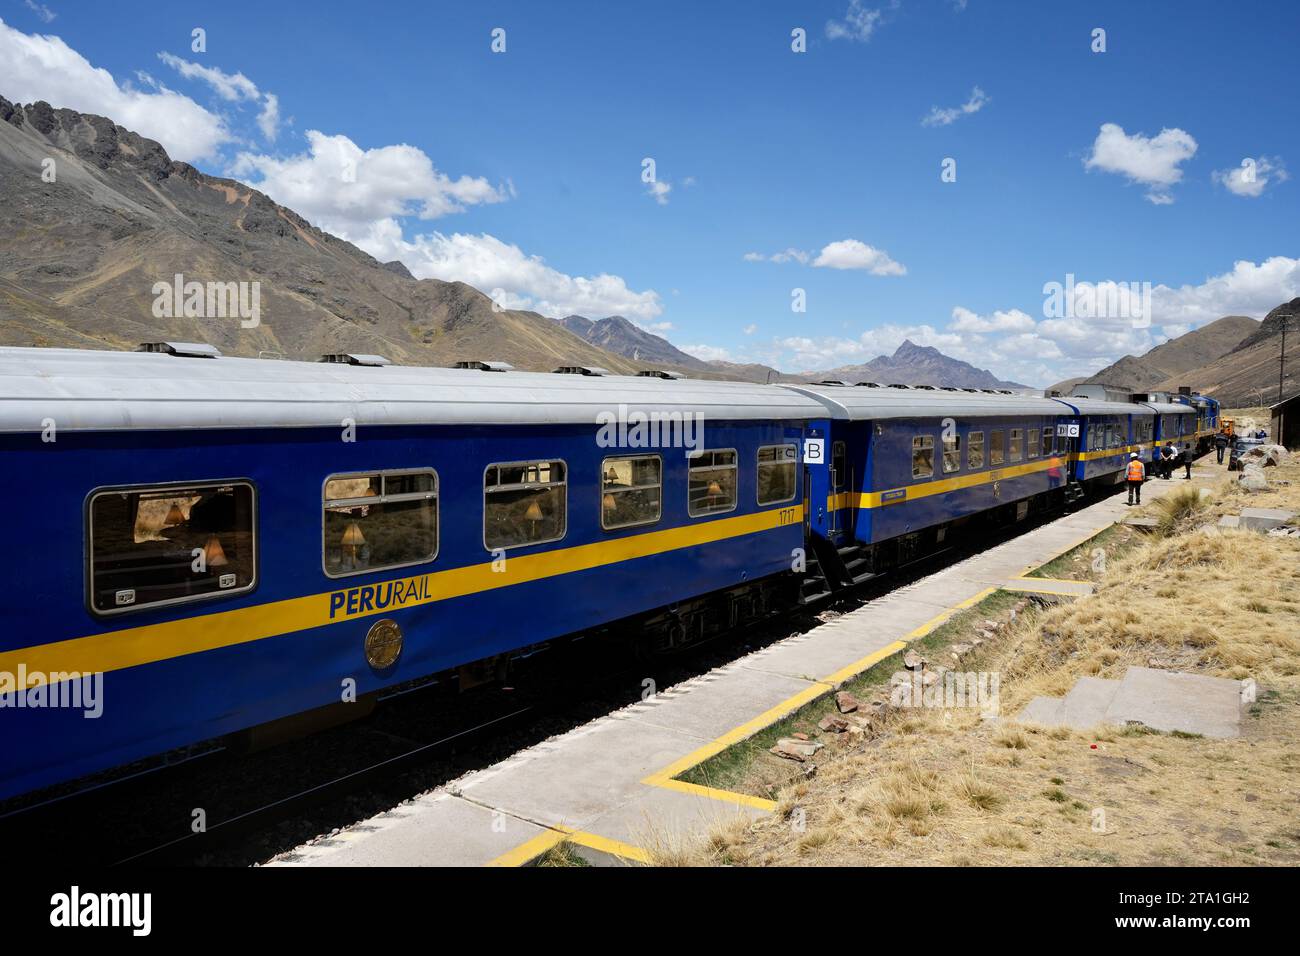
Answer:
[{"left": 1126, "top": 452, "right": 1146, "bottom": 506}]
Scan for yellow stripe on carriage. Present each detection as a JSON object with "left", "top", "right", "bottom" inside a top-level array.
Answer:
[
  {"left": 827, "top": 455, "right": 1068, "bottom": 512},
  {"left": 0, "top": 503, "right": 804, "bottom": 689}
]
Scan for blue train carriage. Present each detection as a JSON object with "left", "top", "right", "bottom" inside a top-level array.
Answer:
[
  {"left": 1173, "top": 390, "right": 1218, "bottom": 451},
  {"left": 0, "top": 345, "right": 829, "bottom": 800},
  {"left": 1051, "top": 384, "right": 1149, "bottom": 486},
  {"left": 1140, "top": 395, "right": 1198, "bottom": 461},
  {"left": 782, "top": 382, "right": 1073, "bottom": 580}
]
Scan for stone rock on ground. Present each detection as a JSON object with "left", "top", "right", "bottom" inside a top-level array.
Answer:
[{"left": 835, "top": 690, "right": 860, "bottom": 713}]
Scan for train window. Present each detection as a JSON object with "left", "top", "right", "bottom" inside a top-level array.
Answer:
[
  {"left": 942, "top": 433, "right": 961, "bottom": 474},
  {"left": 1009, "top": 428, "right": 1024, "bottom": 462},
  {"left": 968, "top": 431, "right": 985, "bottom": 469},
  {"left": 324, "top": 470, "right": 438, "bottom": 577},
  {"left": 1043, "top": 427, "right": 1054, "bottom": 456},
  {"left": 1089, "top": 427, "right": 1100, "bottom": 452},
  {"left": 89, "top": 481, "right": 256, "bottom": 615},
  {"left": 602, "top": 455, "right": 662, "bottom": 530},
  {"left": 757, "top": 444, "right": 798, "bottom": 505},
  {"left": 912, "top": 436, "right": 935, "bottom": 479},
  {"left": 484, "top": 461, "right": 567, "bottom": 550},
  {"left": 688, "top": 449, "right": 738, "bottom": 516},
  {"left": 989, "top": 431, "right": 1005, "bottom": 466},
  {"left": 1028, "top": 428, "right": 1040, "bottom": 459}
]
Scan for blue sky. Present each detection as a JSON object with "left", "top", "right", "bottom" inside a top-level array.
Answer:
[{"left": 2, "top": 0, "right": 1298, "bottom": 385}]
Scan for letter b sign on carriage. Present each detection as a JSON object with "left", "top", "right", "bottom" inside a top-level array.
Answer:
[{"left": 804, "top": 437, "right": 825, "bottom": 464}]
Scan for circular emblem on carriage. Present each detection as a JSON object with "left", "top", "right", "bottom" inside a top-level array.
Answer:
[{"left": 364, "top": 618, "right": 403, "bottom": 670}]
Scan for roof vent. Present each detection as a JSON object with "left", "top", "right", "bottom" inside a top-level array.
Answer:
[
  {"left": 814, "top": 379, "right": 848, "bottom": 386},
  {"left": 997, "top": 389, "right": 1013, "bottom": 394},
  {"left": 887, "top": 383, "right": 911, "bottom": 389},
  {"left": 962, "top": 387, "right": 980, "bottom": 393},
  {"left": 136, "top": 341, "right": 221, "bottom": 358},
  {"left": 854, "top": 381, "right": 882, "bottom": 388},
  {"left": 913, "top": 384, "right": 937, "bottom": 391},
  {"left": 319, "top": 353, "right": 391, "bottom": 367},
  {"left": 553, "top": 365, "right": 609, "bottom": 376},
  {"left": 453, "top": 360, "right": 514, "bottom": 372},
  {"left": 636, "top": 369, "right": 686, "bottom": 379},
  {"left": 940, "top": 386, "right": 960, "bottom": 391},
  {"left": 980, "top": 388, "right": 998, "bottom": 393}
]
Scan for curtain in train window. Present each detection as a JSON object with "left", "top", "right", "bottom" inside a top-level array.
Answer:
[{"left": 89, "top": 482, "right": 256, "bottom": 614}]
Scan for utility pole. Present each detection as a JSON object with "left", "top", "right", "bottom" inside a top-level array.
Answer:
[{"left": 1281, "top": 312, "right": 1291, "bottom": 406}]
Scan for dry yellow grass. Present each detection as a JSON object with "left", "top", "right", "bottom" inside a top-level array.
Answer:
[{"left": 662, "top": 463, "right": 1300, "bottom": 866}]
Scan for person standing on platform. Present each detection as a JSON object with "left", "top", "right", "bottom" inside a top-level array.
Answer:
[{"left": 1126, "top": 452, "right": 1145, "bottom": 505}]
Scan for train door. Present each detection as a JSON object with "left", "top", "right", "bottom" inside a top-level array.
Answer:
[{"left": 828, "top": 440, "right": 846, "bottom": 538}]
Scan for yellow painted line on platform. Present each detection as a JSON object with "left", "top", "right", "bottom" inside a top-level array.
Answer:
[
  {"left": 487, "top": 824, "right": 652, "bottom": 867},
  {"left": 486, "top": 828, "right": 567, "bottom": 867},
  {"left": 641, "top": 583, "right": 1004, "bottom": 811},
  {"left": 553, "top": 825, "right": 652, "bottom": 864}
]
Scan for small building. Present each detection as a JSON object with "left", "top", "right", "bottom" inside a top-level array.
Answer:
[{"left": 1271, "top": 391, "right": 1300, "bottom": 449}]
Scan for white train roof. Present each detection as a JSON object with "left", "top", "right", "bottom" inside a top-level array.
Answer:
[
  {"left": 1060, "top": 396, "right": 1155, "bottom": 416},
  {"left": 784, "top": 383, "right": 1072, "bottom": 419},
  {"left": 0, "top": 347, "right": 826, "bottom": 432},
  {"left": 1139, "top": 401, "right": 1195, "bottom": 416}
]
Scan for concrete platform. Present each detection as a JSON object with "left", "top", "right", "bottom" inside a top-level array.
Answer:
[
  {"left": 1017, "top": 696, "right": 1064, "bottom": 726},
  {"left": 272, "top": 481, "right": 1193, "bottom": 867}
]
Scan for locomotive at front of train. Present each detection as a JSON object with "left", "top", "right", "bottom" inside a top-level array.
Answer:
[{"left": 0, "top": 346, "right": 836, "bottom": 801}]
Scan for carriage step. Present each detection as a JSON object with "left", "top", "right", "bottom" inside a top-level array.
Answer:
[{"left": 798, "top": 588, "right": 832, "bottom": 605}]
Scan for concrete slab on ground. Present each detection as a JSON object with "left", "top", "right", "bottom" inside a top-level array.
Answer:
[
  {"left": 1103, "top": 666, "right": 1244, "bottom": 739},
  {"left": 1058, "top": 676, "right": 1122, "bottom": 729},
  {"left": 1239, "top": 507, "right": 1296, "bottom": 532},
  {"left": 1017, "top": 696, "right": 1064, "bottom": 726}
]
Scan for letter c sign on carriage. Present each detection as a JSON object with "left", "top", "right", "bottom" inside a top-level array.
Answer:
[{"left": 804, "top": 437, "right": 825, "bottom": 463}]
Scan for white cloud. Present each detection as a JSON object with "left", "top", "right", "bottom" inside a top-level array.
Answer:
[
  {"left": 157, "top": 51, "right": 282, "bottom": 142},
  {"left": 745, "top": 240, "right": 904, "bottom": 275},
  {"left": 232, "top": 130, "right": 508, "bottom": 237},
  {"left": 256, "top": 93, "right": 280, "bottom": 142},
  {"left": 24, "top": 2, "right": 55, "bottom": 23},
  {"left": 1084, "top": 123, "right": 1198, "bottom": 204},
  {"left": 743, "top": 324, "right": 758, "bottom": 335},
  {"left": 0, "top": 18, "right": 232, "bottom": 161},
  {"left": 157, "top": 52, "right": 259, "bottom": 101},
  {"left": 647, "top": 180, "right": 672, "bottom": 205},
  {"left": 826, "top": 0, "right": 887, "bottom": 42},
  {"left": 1212, "top": 156, "right": 1288, "bottom": 198},
  {"left": 744, "top": 248, "right": 810, "bottom": 264},
  {"left": 357, "top": 224, "right": 664, "bottom": 322},
  {"left": 921, "top": 86, "right": 989, "bottom": 127},
  {"left": 812, "top": 239, "right": 906, "bottom": 276},
  {"left": 755, "top": 256, "right": 1300, "bottom": 386}
]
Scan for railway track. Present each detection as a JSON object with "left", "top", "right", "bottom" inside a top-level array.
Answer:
[{"left": 0, "top": 484, "right": 1117, "bottom": 866}]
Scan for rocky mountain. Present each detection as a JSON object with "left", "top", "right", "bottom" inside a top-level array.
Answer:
[
  {"left": 807, "top": 340, "right": 1030, "bottom": 390},
  {"left": 1053, "top": 315, "right": 1260, "bottom": 393},
  {"left": 1154, "top": 301, "right": 1299, "bottom": 406},
  {"left": 0, "top": 95, "right": 643, "bottom": 373},
  {"left": 1231, "top": 297, "right": 1298, "bottom": 353},
  {"left": 559, "top": 314, "right": 712, "bottom": 371}
]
